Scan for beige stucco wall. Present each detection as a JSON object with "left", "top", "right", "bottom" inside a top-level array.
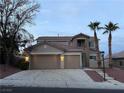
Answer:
[
  {"left": 29, "top": 42, "right": 105, "bottom": 69},
  {"left": 89, "top": 61, "right": 98, "bottom": 68},
  {"left": 89, "top": 53, "right": 109, "bottom": 68},
  {"left": 64, "top": 55, "right": 80, "bottom": 69},
  {"left": 31, "top": 55, "right": 60, "bottom": 69}
]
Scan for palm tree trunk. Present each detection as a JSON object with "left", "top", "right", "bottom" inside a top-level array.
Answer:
[
  {"left": 108, "top": 32, "right": 112, "bottom": 68},
  {"left": 94, "top": 31, "right": 101, "bottom": 68}
]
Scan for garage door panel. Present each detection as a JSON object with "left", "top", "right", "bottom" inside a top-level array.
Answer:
[
  {"left": 64, "top": 55, "right": 80, "bottom": 69},
  {"left": 31, "top": 55, "right": 60, "bottom": 69}
]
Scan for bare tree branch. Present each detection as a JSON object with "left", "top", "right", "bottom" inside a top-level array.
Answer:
[{"left": 0, "top": 0, "right": 40, "bottom": 64}]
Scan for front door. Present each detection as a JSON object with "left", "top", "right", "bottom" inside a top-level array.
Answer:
[{"left": 82, "top": 53, "right": 87, "bottom": 67}]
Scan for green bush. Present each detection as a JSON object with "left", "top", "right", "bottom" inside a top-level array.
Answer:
[{"left": 15, "top": 58, "right": 29, "bottom": 70}]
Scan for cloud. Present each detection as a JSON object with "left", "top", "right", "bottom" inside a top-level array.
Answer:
[{"left": 27, "top": 0, "right": 124, "bottom": 53}]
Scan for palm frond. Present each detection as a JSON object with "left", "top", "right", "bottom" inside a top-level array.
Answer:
[
  {"left": 103, "top": 31, "right": 108, "bottom": 34},
  {"left": 104, "top": 22, "right": 119, "bottom": 32},
  {"left": 88, "top": 21, "right": 101, "bottom": 31}
]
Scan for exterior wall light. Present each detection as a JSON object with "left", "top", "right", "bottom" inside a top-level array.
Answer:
[
  {"left": 60, "top": 55, "right": 64, "bottom": 62},
  {"left": 25, "top": 56, "right": 29, "bottom": 62}
]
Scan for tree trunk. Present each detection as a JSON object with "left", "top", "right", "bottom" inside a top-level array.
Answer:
[
  {"left": 3, "top": 48, "right": 11, "bottom": 71},
  {"left": 0, "top": 49, "right": 6, "bottom": 71},
  {"left": 108, "top": 32, "right": 112, "bottom": 68},
  {"left": 10, "top": 53, "right": 15, "bottom": 66},
  {"left": 94, "top": 31, "right": 101, "bottom": 68}
]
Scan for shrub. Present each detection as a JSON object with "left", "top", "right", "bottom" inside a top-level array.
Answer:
[{"left": 15, "top": 58, "right": 29, "bottom": 70}]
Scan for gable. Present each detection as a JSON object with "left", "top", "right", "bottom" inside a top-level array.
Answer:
[
  {"left": 31, "top": 44, "right": 64, "bottom": 55},
  {"left": 71, "top": 33, "right": 90, "bottom": 41}
]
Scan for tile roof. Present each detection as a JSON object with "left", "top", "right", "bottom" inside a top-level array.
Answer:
[
  {"left": 37, "top": 36, "right": 72, "bottom": 41},
  {"left": 112, "top": 51, "right": 124, "bottom": 58},
  {"left": 25, "top": 41, "right": 96, "bottom": 53},
  {"left": 37, "top": 33, "right": 93, "bottom": 41}
]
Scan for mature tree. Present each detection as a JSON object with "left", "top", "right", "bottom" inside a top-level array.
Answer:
[
  {"left": 88, "top": 21, "right": 102, "bottom": 68},
  {"left": 0, "top": 0, "right": 40, "bottom": 65},
  {"left": 103, "top": 22, "right": 119, "bottom": 68}
]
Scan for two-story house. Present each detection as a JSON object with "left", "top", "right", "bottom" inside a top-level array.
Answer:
[{"left": 26, "top": 33, "right": 98, "bottom": 69}]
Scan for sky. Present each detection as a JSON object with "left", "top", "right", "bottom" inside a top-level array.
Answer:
[{"left": 26, "top": 0, "right": 124, "bottom": 55}]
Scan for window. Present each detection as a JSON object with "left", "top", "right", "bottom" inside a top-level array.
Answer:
[
  {"left": 90, "top": 56, "right": 96, "bottom": 60},
  {"left": 120, "top": 61, "right": 123, "bottom": 66},
  {"left": 77, "top": 39, "right": 85, "bottom": 47},
  {"left": 89, "top": 41, "right": 94, "bottom": 48}
]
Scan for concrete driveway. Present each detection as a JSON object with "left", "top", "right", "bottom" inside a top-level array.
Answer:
[
  {"left": 0, "top": 69, "right": 124, "bottom": 89},
  {"left": 3, "top": 69, "right": 91, "bottom": 82}
]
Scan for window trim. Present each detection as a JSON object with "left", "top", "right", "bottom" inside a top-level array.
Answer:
[{"left": 77, "top": 39, "right": 85, "bottom": 47}]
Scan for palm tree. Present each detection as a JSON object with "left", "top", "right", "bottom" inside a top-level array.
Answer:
[
  {"left": 103, "top": 22, "right": 119, "bottom": 68},
  {"left": 88, "top": 21, "right": 102, "bottom": 68}
]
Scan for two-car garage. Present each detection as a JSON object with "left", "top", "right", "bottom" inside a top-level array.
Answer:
[
  {"left": 30, "top": 54, "right": 82, "bottom": 69},
  {"left": 29, "top": 44, "right": 82, "bottom": 69}
]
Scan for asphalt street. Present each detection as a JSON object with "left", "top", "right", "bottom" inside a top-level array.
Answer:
[{"left": 0, "top": 86, "right": 124, "bottom": 93}]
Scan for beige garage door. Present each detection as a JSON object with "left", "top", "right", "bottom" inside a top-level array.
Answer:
[
  {"left": 64, "top": 55, "right": 80, "bottom": 69},
  {"left": 31, "top": 55, "right": 60, "bottom": 69}
]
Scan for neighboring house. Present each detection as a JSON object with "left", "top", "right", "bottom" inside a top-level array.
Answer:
[
  {"left": 25, "top": 33, "right": 100, "bottom": 69},
  {"left": 112, "top": 51, "right": 124, "bottom": 68}
]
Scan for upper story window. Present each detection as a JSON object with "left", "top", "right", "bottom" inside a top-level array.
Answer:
[
  {"left": 89, "top": 41, "right": 95, "bottom": 48},
  {"left": 77, "top": 39, "right": 85, "bottom": 47}
]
